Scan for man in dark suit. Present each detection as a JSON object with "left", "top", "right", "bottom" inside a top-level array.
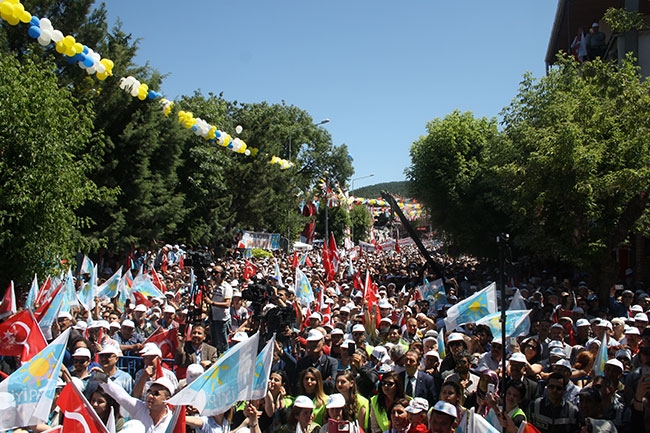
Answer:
[
  {"left": 399, "top": 350, "right": 437, "bottom": 407},
  {"left": 296, "top": 329, "right": 338, "bottom": 394},
  {"left": 175, "top": 324, "right": 218, "bottom": 370}
]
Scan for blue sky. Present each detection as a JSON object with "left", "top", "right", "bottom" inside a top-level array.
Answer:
[{"left": 105, "top": 1, "right": 558, "bottom": 189}]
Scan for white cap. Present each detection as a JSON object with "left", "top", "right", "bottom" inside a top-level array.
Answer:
[
  {"left": 163, "top": 305, "right": 176, "bottom": 314},
  {"left": 378, "top": 300, "right": 392, "bottom": 309},
  {"left": 509, "top": 352, "right": 527, "bottom": 364},
  {"left": 109, "top": 321, "right": 121, "bottom": 330},
  {"left": 406, "top": 397, "right": 429, "bottom": 413},
  {"left": 630, "top": 305, "right": 644, "bottom": 313},
  {"left": 431, "top": 400, "right": 457, "bottom": 419},
  {"left": 185, "top": 363, "right": 204, "bottom": 385},
  {"left": 549, "top": 348, "right": 567, "bottom": 359},
  {"left": 121, "top": 319, "right": 135, "bottom": 328},
  {"left": 306, "top": 329, "right": 324, "bottom": 341},
  {"left": 72, "top": 348, "right": 91, "bottom": 359},
  {"left": 635, "top": 313, "right": 648, "bottom": 322},
  {"left": 447, "top": 333, "right": 465, "bottom": 343},
  {"left": 352, "top": 324, "right": 366, "bottom": 334},
  {"left": 326, "top": 393, "right": 346, "bottom": 408},
  {"left": 134, "top": 304, "right": 147, "bottom": 312},
  {"left": 308, "top": 312, "right": 323, "bottom": 321},
  {"left": 605, "top": 358, "right": 624, "bottom": 371},
  {"left": 425, "top": 350, "right": 440, "bottom": 360},
  {"left": 98, "top": 345, "right": 122, "bottom": 356},
  {"left": 152, "top": 376, "right": 175, "bottom": 395},
  {"left": 371, "top": 346, "right": 390, "bottom": 363},
  {"left": 294, "top": 395, "right": 315, "bottom": 409},
  {"left": 553, "top": 359, "right": 572, "bottom": 370},
  {"left": 597, "top": 320, "right": 613, "bottom": 330},
  {"left": 576, "top": 318, "right": 590, "bottom": 327},
  {"left": 73, "top": 321, "right": 88, "bottom": 331},
  {"left": 331, "top": 328, "right": 344, "bottom": 336},
  {"left": 232, "top": 290, "right": 242, "bottom": 298},
  {"left": 89, "top": 320, "right": 110, "bottom": 329},
  {"left": 625, "top": 326, "right": 641, "bottom": 335},
  {"left": 232, "top": 331, "right": 249, "bottom": 342},
  {"left": 140, "top": 343, "right": 162, "bottom": 357},
  {"left": 340, "top": 306, "right": 350, "bottom": 314},
  {"left": 58, "top": 311, "right": 73, "bottom": 320}
]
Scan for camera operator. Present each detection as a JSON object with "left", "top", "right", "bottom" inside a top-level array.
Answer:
[{"left": 205, "top": 264, "right": 233, "bottom": 356}]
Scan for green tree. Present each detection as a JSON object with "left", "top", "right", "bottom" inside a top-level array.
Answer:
[
  {"left": 497, "top": 55, "right": 650, "bottom": 282},
  {"left": 350, "top": 204, "right": 373, "bottom": 243},
  {"left": 0, "top": 52, "right": 102, "bottom": 285},
  {"left": 407, "top": 110, "right": 507, "bottom": 257}
]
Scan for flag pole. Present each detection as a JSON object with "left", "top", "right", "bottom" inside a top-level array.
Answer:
[{"left": 498, "top": 233, "right": 510, "bottom": 399}]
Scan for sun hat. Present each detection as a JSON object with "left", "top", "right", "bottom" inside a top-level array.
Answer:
[
  {"left": 306, "top": 329, "right": 324, "bottom": 341},
  {"left": 405, "top": 397, "right": 429, "bottom": 414},
  {"left": 326, "top": 393, "right": 346, "bottom": 409},
  {"left": 431, "top": 400, "right": 457, "bottom": 419},
  {"left": 294, "top": 395, "right": 315, "bottom": 409}
]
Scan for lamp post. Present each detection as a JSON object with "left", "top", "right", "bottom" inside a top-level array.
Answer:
[
  {"left": 349, "top": 173, "right": 374, "bottom": 243},
  {"left": 286, "top": 118, "right": 330, "bottom": 249}
]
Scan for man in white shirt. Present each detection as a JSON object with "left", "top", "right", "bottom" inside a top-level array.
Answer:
[{"left": 205, "top": 265, "right": 233, "bottom": 355}]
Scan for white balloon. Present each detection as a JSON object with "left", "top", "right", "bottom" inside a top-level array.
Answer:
[
  {"left": 95, "top": 62, "right": 106, "bottom": 74},
  {"left": 39, "top": 18, "right": 53, "bottom": 31},
  {"left": 51, "top": 29, "right": 63, "bottom": 42},
  {"left": 235, "top": 125, "right": 243, "bottom": 134},
  {"left": 37, "top": 35, "right": 50, "bottom": 46},
  {"left": 245, "top": 149, "right": 251, "bottom": 156}
]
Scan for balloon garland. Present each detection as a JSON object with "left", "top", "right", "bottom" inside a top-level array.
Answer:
[{"left": 0, "top": 0, "right": 294, "bottom": 169}]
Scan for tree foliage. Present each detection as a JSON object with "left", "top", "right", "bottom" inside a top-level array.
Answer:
[
  {"left": 407, "top": 110, "right": 507, "bottom": 257},
  {"left": 0, "top": 52, "right": 102, "bottom": 283}
]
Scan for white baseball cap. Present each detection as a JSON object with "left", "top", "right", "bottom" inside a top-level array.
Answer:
[
  {"left": 326, "top": 393, "right": 346, "bottom": 409},
  {"left": 294, "top": 395, "right": 315, "bottom": 409},
  {"left": 431, "top": 400, "right": 457, "bottom": 419},
  {"left": 306, "top": 329, "right": 324, "bottom": 341},
  {"left": 405, "top": 397, "right": 429, "bottom": 413}
]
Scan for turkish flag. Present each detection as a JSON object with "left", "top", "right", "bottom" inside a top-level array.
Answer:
[
  {"left": 292, "top": 251, "right": 299, "bottom": 269},
  {"left": 133, "top": 291, "right": 153, "bottom": 308},
  {"left": 144, "top": 327, "right": 179, "bottom": 360},
  {"left": 242, "top": 260, "right": 258, "bottom": 280},
  {"left": 151, "top": 269, "right": 167, "bottom": 293},
  {"left": 395, "top": 238, "right": 401, "bottom": 253},
  {"left": 58, "top": 382, "right": 110, "bottom": 433},
  {"left": 0, "top": 309, "right": 47, "bottom": 361},
  {"left": 0, "top": 281, "right": 16, "bottom": 319},
  {"left": 33, "top": 283, "right": 63, "bottom": 321},
  {"left": 169, "top": 405, "right": 187, "bottom": 433}
]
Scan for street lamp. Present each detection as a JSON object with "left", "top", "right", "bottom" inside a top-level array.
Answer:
[
  {"left": 286, "top": 118, "right": 331, "bottom": 249},
  {"left": 349, "top": 173, "right": 375, "bottom": 243}
]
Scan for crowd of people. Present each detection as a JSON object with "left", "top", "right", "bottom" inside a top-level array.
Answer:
[{"left": 1, "top": 241, "right": 650, "bottom": 433}]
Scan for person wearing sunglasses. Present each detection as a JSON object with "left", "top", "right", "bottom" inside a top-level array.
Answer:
[
  {"left": 369, "top": 372, "right": 405, "bottom": 433},
  {"left": 527, "top": 372, "right": 578, "bottom": 433}
]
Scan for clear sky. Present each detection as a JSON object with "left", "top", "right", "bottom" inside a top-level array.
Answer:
[{"left": 105, "top": 1, "right": 558, "bottom": 189}]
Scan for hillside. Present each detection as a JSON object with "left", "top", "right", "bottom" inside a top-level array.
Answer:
[{"left": 352, "top": 181, "right": 412, "bottom": 199}]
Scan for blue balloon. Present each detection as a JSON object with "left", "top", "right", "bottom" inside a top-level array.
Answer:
[
  {"left": 191, "top": 125, "right": 198, "bottom": 132},
  {"left": 82, "top": 56, "right": 94, "bottom": 68},
  {"left": 28, "top": 26, "right": 41, "bottom": 39},
  {"left": 65, "top": 55, "right": 77, "bottom": 64},
  {"left": 30, "top": 16, "right": 40, "bottom": 27},
  {"left": 227, "top": 143, "right": 234, "bottom": 149},
  {"left": 82, "top": 45, "right": 89, "bottom": 54}
]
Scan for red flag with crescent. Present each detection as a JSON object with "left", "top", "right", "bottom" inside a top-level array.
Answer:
[
  {"left": 0, "top": 309, "right": 47, "bottom": 361},
  {"left": 144, "top": 327, "right": 179, "bottom": 360},
  {"left": 58, "top": 382, "right": 110, "bottom": 433}
]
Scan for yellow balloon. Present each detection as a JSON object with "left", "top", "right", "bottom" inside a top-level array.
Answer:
[
  {"left": 0, "top": 2, "right": 14, "bottom": 16},
  {"left": 7, "top": 14, "right": 20, "bottom": 25},
  {"left": 73, "top": 42, "right": 83, "bottom": 54},
  {"left": 96, "top": 71, "right": 108, "bottom": 81},
  {"left": 20, "top": 11, "right": 31, "bottom": 23},
  {"left": 55, "top": 41, "right": 66, "bottom": 54},
  {"left": 63, "top": 35, "right": 75, "bottom": 47},
  {"left": 100, "top": 58, "right": 114, "bottom": 73},
  {"left": 138, "top": 92, "right": 146, "bottom": 100}
]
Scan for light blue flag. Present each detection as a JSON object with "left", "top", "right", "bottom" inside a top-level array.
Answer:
[
  {"left": 116, "top": 269, "right": 134, "bottom": 312},
  {"left": 294, "top": 267, "right": 314, "bottom": 307},
  {"left": 475, "top": 310, "right": 532, "bottom": 340},
  {"left": 419, "top": 278, "right": 447, "bottom": 314},
  {"left": 592, "top": 332, "right": 608, "bottom": 377},
  {"left": 457, "top": 407, "right": 500, "bottom": 433},
  {"left": 97, "top": 266, "right": 123, "bottom": 299},
  {"left": 25, "top": 274, "right": 38, "bottom": 311},
  {"left": 131, "top": 277, "right": 164, "bottom": 299},
  {"left": 38, "top": 287, "right": 67, "bottom": 340},
  {"left": 0, "top": 329, "right": 70, "bottom": 430},
  {"left": 64, "top": 269, "right": 79, "bottom": 308},
  {"left": 508, "top": 289, "right": 527, "bottom": 311},
  {"left": 274, "top": 261, "right": 284, "bottom": 288},
  {"left": 80, "top": 255, "right": 94, "bottom": 276},
  {"left": 167, "top": 332, "right": 260, "bottom": 415},
  {"left": 444, "top": 282, "right": 497, "bottom": 331},
  {"left": 438, "top": 329, "right": 446, "bottom": 359},
  {"left": 250, "top": 335, "right": 276, "bottom": 400}
]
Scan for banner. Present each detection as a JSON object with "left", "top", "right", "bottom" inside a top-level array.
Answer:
[{"left": 237, "top": 231, "right": 281, "bottom": 250}]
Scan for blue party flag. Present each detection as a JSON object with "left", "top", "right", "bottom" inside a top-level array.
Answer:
[
  {"left": 25, "top": 274, "right": 38, "bottom": 312},
  {"left": 0, "top": 329, "right": 70, "bottom": 431},
  {"left": 475, "top": 310, "right": 532, "bottom": 340},
  {"left": 250, "top": 335, "right": 276, "bottom": 400},
  {"left": 418, "top": 278, "right": 447, "bottom": 313},
  {"left": 294, "top": 267, "right": 314, "bottom": 307},
  {"left": 97, "top": 266, "right": 123, "bottom": 299},
  {"left": 592, "top": 332, "right": 608, "bottom": 377},
  {"left": 444, "top": 282, "right": 497, "bottom": 331},
  {"left": 167, "top": 332, "right": 260, "bottom": 415},
  {"left": 438, "top": 329, "right": 446, "bottom": 359},
  {"left": 38, "top": 287, "right": 67, "bottom": 340}
]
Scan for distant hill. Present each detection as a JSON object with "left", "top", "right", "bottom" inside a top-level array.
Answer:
[{"left": 352, "top": 181, "right": 412, "bottom": 199}]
